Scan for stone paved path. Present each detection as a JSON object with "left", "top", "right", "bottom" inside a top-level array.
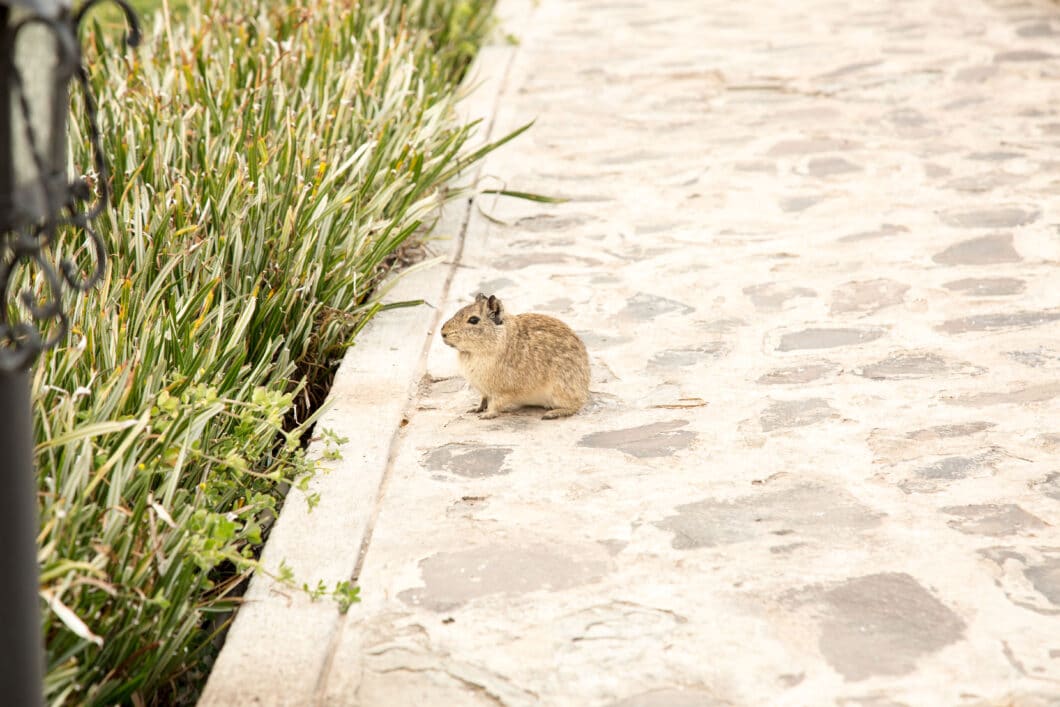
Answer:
[{"left": 209, "top": 0, "right": 1060, "bottom": 704}]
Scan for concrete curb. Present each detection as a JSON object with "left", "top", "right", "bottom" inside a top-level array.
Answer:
[{"left": 197, "top": 3, "right": 531, "bottom": 703}]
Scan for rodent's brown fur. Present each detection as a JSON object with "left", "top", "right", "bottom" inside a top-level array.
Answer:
[{"left": 440, "top": 294, "right": 589, "bottom": 419}]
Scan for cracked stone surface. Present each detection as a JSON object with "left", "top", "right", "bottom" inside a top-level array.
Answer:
[
  {"left": 791, "top": 573, "right": 968, "bottom": 682},
  {"left": 311, "top": 0, "right": 1060, "bottom": 704},
  {"left": 423, "top": 444, "right": 514, "bottom": 478}
]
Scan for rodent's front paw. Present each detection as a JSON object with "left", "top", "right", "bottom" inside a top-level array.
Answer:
[{"left": 479, "top": 411, "right": 499, "bottom": 420}]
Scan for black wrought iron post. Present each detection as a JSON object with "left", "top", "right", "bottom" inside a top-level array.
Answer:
[
  {"left": 0, "top": 1, "right": 137, "bottom": 703},
  {"left": 0, "top": 357, "right": 39, "bottom": 706}
]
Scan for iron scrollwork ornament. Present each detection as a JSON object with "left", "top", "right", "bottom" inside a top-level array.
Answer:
[{"left": 0, "top": 0, "right": 140, "bottom": 372}]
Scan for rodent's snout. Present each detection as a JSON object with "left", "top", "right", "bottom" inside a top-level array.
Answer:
[{"left": 441, "top": 330, "right": 454, "bottom": 347}]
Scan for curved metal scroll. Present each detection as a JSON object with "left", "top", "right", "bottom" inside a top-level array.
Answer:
[{"left": 0, "top": 0, "right": 140, "bottom": 372}]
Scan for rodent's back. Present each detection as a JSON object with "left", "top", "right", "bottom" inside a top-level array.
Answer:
[
  {"left": 507, "top": 313, "right": 586, "bottom": 359},
  {"left": 499, "top": 313, "right": 589, "bottom": 396}
]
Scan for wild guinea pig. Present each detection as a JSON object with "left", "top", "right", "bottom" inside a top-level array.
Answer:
[{"left": 440, "top": 293, "right": 590, "bottom": 419}]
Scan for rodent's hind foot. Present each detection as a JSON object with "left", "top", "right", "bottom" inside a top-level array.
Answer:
[
  {"left": 479, "top": 410, "right": 500, "bottom": 419},
  {"left": 542, "top": 407, "right": 578, "bottom": 420}
]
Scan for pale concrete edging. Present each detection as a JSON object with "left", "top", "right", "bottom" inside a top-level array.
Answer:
[{"left": 197, "top": 2, "right": 529, "bottom": 703}]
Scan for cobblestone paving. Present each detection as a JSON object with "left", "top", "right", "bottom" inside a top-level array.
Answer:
[{"left": 326, "top": 0, "right": 1060, "bottom": 703}]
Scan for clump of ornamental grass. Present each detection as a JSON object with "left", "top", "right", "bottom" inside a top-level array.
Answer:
[{"left": 34, "top": 0, "right": 518, "bottom": 703}]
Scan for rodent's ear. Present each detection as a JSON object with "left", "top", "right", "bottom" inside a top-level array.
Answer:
[
  {"left": 486, "top": 295, "right": 504, "bottom": 324},
  {"left": 475, "top": 293, "right": 487, "bottom": 303}
]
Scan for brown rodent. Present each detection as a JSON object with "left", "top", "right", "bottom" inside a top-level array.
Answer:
[{"left": 440, "top": 294, "right": 590, "bottom": 419}]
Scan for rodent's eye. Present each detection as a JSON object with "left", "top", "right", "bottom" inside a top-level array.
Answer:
[{"left": 467, "top": 316, "right": 480, "bottom": 325}]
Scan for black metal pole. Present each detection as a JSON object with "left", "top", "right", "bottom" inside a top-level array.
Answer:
[{"left": 0, "top": 367, "right": 44, "bottom": 707}]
